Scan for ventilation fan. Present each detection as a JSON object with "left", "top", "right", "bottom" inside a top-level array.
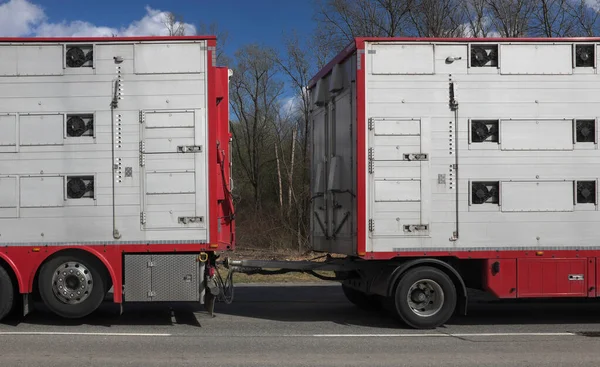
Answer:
[
  {"left": 66, "top": 114, "right": 94, "bottom": 137},
  {"left": 66, "top": 46, "right": 93, "bottom": 68},
  {"left": 67, "top": 176, "right": 94, "bottom": 199},
  {"left": 471, "top": 120, "right": 499, "bottom": 143},
  {"left": 472, "top": 182, "right": 499, "bottom": 205},
  {"left": 577, "top": 181, "right": 596, "bottom": 204},
  {"left": 576, "top": 120, "right": 595, "bottom": 143},
  {"left": 471, "top": 45, "right": 498, "bottom": 67},
  {"left": 575, "top": 45, "right": 594, "bottom": 68}
]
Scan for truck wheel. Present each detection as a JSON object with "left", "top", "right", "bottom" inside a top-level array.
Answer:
[
  {"left": 38, "top": 254, "right": 106, "bottom": 319},
  {"left": 391, "top": 266, "right": 457, "bottom": 329},
  {"left": 0, "top": 266, "right": 15, "bottom": 321},
  {"left": 342, "top": 284, "right": 381, "bottom": 311}
]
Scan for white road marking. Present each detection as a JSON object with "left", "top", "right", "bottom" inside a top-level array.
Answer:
[
  {"left": 0, "top": 332, "right": 171, "bottom": 337},
  {"left": 451, "top": 332, "right": 575, "bottom": 337},
  {"left": 311, "top": 332, "right": 576, "bottom": 337}
]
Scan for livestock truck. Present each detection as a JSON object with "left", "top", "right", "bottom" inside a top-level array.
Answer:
[{"left": 1, "top": 36, "right": 600, "bottom": 330}]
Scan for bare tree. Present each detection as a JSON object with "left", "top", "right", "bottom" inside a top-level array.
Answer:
[
  {"left": 460, "top": 0, "right": 495, "bottom": 37},
  {"left": 230, "top": 44, "right": 283, "bottom": 210},
  {"left": 274, "top": 32, "right": 317, "bottom": 250},
  {"left": 409, "top": 0, "right": 466, "bottom": 37},
  {"left": 529, "top": 0, "right": 576, "bottom": 37},
  {"left": 313, "top": 0, "right": 413, "bottom": 58},
  {"left": 486, "top": 0, "right": 534, "bottom": 37},
  {"left": 567, "top": 0, "right": 600, "bottom": 36},
  {"left": 162, "top": 12, "right": 187, "bottom": 36}
]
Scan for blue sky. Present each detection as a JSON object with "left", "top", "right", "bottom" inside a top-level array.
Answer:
[{"left": 3, "top": 0, "right": 316, "bottom": 57}]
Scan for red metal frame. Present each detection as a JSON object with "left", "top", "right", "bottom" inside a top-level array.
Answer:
[
  {"left": 0, "top": 36, "right": 216, "bottom": 42},
  {"left": 0, "top": 36, "right": 233, "bottom": 303}
]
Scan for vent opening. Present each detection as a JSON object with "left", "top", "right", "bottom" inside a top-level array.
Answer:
[
  {"left": 472, "top": 181, "right": 499, "bottom": 205},
  {"left": 471, "top": 120, "right": 499, "bottom": 143},
  {"left": 66, "top": 45, "right": 93, "bottom": 68},
  {"left": 576, "top": 119, "right": 595, "bottom": 143},
  {"left": 577, "top": 181, "right": 596, "bottom": 204},
  {"left": 66, "top": 114, "right": 94, "bottom": 137},
  {"left": 575, "top": 44, "right": 595, "bottom": 68},
  {"left": 470, "top": 45, "right": 498, "bottom": 68},
  {"left": 67, "top": 176, "right": 94, "bottom": 199}
]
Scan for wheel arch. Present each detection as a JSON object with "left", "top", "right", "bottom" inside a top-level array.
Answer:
[
  {"left": 32, "top": 247, "right": 116, "bottom": 294},
  {"left": 377, "top": 258, "right": 468, "bottom": 315},
  {"left": 0, "top": 253, "right": 23, "bottom": 293}
]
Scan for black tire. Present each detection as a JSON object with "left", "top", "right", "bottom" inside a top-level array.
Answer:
[
  {"left": 0, "top": 266, "right": 15, "bottom": 321},
  {"left": 342, "top": 284, "right": 381, "bottom": 311},
  {"left": 391, "top": 266, "right": 457, "bottom": 329},
  {"left": 38, "top": 253, "right": 106, "bottom": 319}
]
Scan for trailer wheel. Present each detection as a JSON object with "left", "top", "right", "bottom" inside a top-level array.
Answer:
[
  {"left": 38, "top": 253, "right": 106, "bottom": 319},
  {"left": 0, "top": 266, "right": 15, "bottom": 321},
  {"left": 341, "top": 284, "right": 381, "bottom": 311},
  {"left": 392, "top": 266, "right": 456, "bottom": 329}
]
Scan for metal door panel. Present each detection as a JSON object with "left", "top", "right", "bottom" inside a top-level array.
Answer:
[
  {"left": 517, "top": 259, "right": 587, "bottom": 297},
  {"left": 124, "top": 254, "right": 153, "bottom": 302},
  {"left": 151, "top": 254, "right": 201, "bottom": 302},
  {"left": 145, "top": 172, "right": 195, "bottom": 194}
]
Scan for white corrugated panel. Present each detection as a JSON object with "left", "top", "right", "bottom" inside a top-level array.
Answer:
[
  {"left": 500, "top": 44, "right": 572, "bottom": 75},
  {"left": 0, "top": 177, "right": 17, "bottom": 208},
  {"left": 0, "top": 115, "right": 16, "bottom": 146},
  {"left": 145, "top": 172, "right": 195, "bottom": 194},
  {"left": 20, "top": 176, "right": 64, "bottom": 208},
  {"left": 500, "top": 119, "right": 573, "bottom": 151},
  {"left": 371, "top": 44, "right": 434, "bottom": 75},
  {"left": 134, "top": 43, "right": 205, "bottom": 74},
  {"left": 375, "top": 180, "right": 421, "bottom": 202},
  {"left": 501, "top": 181, "right": 574, "bottom": 212},
  {"left": 20, "top": 114, "right": 64, "bottom": 146},
  {"left": 374, "top": 118, "right": 420, "bottom": 136}
]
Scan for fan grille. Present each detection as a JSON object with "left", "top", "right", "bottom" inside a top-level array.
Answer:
[{"left": 472, "top": 182, "right": 499, "bottom": 205}]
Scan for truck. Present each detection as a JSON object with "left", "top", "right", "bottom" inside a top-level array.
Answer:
[
  {"left": 1, "top": 35, "right": 599, "bottom": 330},
  {"left": 0, "top": 36, "right": 234, "bottom": 320}
]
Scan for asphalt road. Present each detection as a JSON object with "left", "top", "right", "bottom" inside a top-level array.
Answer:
[{"left": 2, "top": 283, "right": 600, "bottom": 366}]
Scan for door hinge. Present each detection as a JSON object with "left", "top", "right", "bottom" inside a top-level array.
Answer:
[
  {"left": 147, "top": 261, "right": 155, "bottom": 268},
  {"left": 140, "top": 212, "right": 146, "bottom": 225},
  {"left": 139, "top": 111, "right": 145, "bottom": 124},
  {"left": 368, "top": 219, "right": 374, "bottom": 232},
  {"left": 178, "top": 145, "right": 203, "bottom": 153},
  {"left": 139, "top": 154, "right": 145, "bottom": 167},
  {"left": 368, "top": 147, "right": 374, "bottom": 174},
  {"left": 139, "top": 141, "right": 145, "bottom": 153},
  {"left": 147, "top": 291, "right": 156, "bottom": 297},
  {"left": 368, "top": 118, "right": 374, "bottom": 131}
]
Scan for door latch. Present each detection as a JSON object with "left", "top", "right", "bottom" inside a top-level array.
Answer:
[
  {"left": 403, "top": 153, "right": 428, "bottom": 161},
  {"left": 178, "top": 145, "right": 203, "bottom": 153},
  {"left": 178, "top": 216, "right": 204, "bottom": 224},
  {"left": 404, "top": 224, "right": 429, "bottom": 233}
]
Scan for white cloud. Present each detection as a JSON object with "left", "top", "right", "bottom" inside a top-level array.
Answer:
[
  {"left": 0, "top": 0, "right": 196, "bottom": 37},
  {"left": 0, "top": 0, "right": 45, "bottom": 36},
  {"left": 36, "top": 21, "right": 117, "bottom": 37},
  {"left": 120, "top": 6, "right": 196, "bottom": 37}
]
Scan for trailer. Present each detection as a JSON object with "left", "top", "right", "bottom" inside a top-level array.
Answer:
[
  {"left": 227, "top": 37, "right": 600, "bottom": 329},
  {"left": 0, "top": 36, "right": 234, "bottom": 320},
  {"left": 3, "top": 36, "right": 600, "bottom": 330}
]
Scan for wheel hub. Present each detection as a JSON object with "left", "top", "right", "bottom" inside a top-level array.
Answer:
[
  {"left": 406, "top": 279, "right": 444, "bottom": 318},
  {"left": 51, "top": 262, "right": 93, "bottom": 305}
]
